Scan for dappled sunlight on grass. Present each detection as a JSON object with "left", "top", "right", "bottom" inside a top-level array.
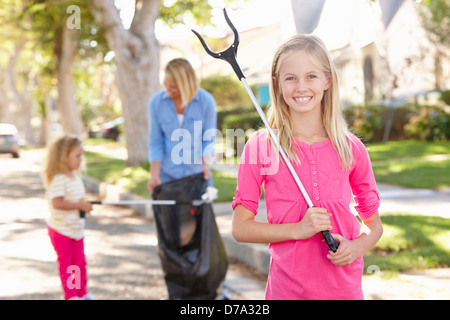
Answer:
[
  {"left": 367, "top": 140, "right": 450, "bottom": 162},
  {"left": 364, "top": 213, "right": 450, "bottom": 275}
]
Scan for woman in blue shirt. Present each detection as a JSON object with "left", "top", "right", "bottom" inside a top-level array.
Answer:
[{"left": 147, "top": 58, "right": 217, "bottom": 192}]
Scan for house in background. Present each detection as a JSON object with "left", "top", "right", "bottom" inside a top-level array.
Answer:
[
  {"left": 158, "top": 0, "right": 449, "bottom": 106},
  {"left": 309, "top": 0, "right": 450, "bottom": 106}
]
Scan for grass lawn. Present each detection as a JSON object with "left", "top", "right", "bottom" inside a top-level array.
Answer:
[
  {"left": 366, "top": 140, "right": 450, "bottom": 190},
  {"left": 84, "top": 151, "right": 150, "bottom": 198},
  {"left": 371, "top": 159, "right": 450, "bottom": 189},
  {"left": 82, "top": 139, "right": 450, "bottom": 201},
  {"left": 366, "top": 140, "right": 450, "bottom": 162},
  {"left": 364, "top": 212, "right": 450, "bottom": 275},
  {"left": 84, "top": 150, "right": 239, "bottom": 203}
]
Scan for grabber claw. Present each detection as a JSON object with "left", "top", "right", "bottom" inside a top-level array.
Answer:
[{"left": 191, "top": 9, "right": 245, "bottom": 80}]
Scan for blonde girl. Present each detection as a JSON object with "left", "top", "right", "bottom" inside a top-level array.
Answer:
[
  {"left": 43, "top": 134, "right": 94, "bottom": 300},
  {"left": 232, "top": 35, "right": 383, "bottom": 299}
]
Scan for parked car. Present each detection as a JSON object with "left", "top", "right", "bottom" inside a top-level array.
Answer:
[
  {"left": 0, "top": 123, "right": 20, "bottom": 158},
  {"left": 101, "top": 117, "right": 123, "bottom": 141}
]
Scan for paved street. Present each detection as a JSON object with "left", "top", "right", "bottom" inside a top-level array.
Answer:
[
  {"left": 0, "top": 155, "right": 167, "bottom": 299},
  {"left": 0, "top": 155, "right": 260, "bottom": 300}
]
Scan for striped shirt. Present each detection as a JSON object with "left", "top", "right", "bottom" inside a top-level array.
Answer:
[{"left": 46, "top": 173, "right": 85, "bottom": 240}]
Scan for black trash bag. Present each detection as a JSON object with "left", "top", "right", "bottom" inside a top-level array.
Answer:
[{"left": 152, "top": 173, "right": 228, "bottom": 300}]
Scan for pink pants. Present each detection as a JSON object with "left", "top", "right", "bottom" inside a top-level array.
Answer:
[{"left": 47, "top": 226, "right": 88, "bottom": 300}]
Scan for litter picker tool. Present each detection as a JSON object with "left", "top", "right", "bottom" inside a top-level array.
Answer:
[
  {"left": 80, "top": 186, "right": 218, "bottom": 218},
  {"left": 192, "top": 9, "right": 339, "bottom": 252}
]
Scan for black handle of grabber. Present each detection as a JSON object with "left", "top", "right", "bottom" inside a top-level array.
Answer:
[
  {"left": 79, "top": 201, "right": 102, "bottom": 218},
  {"left": 191, "top": 9, "right": 245, "bottom": 80},
  {"left": 322, "top": 230, "right": 339, "bottom": 253}
]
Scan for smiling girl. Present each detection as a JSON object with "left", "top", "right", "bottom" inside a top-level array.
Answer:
[
  {"left": 43, "top": 134, "right": 95, "bottom": 300},
  {"left": 231, "top": 35, "right": 383, "bottom": 299}
]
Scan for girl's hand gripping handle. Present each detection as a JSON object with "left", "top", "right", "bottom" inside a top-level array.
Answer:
[
  {"left": 79, "top": 201, "right": 102, "bottom": 218},
  {"left": 311, "top": 206, "right": 339, "bottom": 253}
]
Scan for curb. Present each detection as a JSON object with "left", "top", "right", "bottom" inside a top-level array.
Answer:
[
  {"left": 222, "top": 235, "right": 270, "bottom": 275},
  {"left": 82, "top": 175, "right": 154, "bottom": 219}
]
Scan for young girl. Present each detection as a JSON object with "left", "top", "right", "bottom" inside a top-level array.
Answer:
[
  {"left": 43, "top": 134, "right": 95, "bottom": 300},
  {"left": 231, "top": 35, "right": 383, "bottom": 300}
]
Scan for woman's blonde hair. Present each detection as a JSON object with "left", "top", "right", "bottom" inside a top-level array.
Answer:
[
  {"left": 43, "top": 134, "right": 83, "bottom": 187},
  {"left": 267, "top": 34, "right": 353, "bottom": 169},
  {"left": 164, "top": 58, "right": 199, "bottom": 108}
]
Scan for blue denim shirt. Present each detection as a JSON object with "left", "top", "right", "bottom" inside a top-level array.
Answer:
[{"left": 148, "top": 89, "right": 217, "bottom": 184}]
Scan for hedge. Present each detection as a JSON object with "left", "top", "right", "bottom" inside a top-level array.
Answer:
[
  {"left": 344, "top": 104, "right": 450, "bottom": 143},
  {"left": 219, "top": 104, "right": 449, "bottom": 144}
]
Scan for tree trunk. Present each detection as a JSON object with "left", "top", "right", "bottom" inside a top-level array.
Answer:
[
  {"left": 90, "top": 0, "right": 161, "bottom": 166},
  {"left": 1, "top": 39, "right": 34, "bottom": 144},
  {"left": 56, "top": 23, "right": 83, "bottom": 137}
]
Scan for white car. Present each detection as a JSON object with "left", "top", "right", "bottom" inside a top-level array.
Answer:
[{"left": 0, "top": 123, "right": 20, "bottom": 158}]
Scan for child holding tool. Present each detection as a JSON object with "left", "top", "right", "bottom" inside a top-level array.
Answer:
[
  {"left": 43, "top": 134, "right": 95, "bottom": 300},
  {"left": 231, "top": 35, "right": 383, "bottom": 300}
]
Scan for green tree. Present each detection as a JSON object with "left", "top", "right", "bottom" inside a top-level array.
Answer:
[
  {"left": 23, "top": 0, "right": 109, "bottom": 137},
  {"left": 90, "top": 0, "right": 245, "bottom": 166},
  {"left": 418, "top": 0, "right": 450, "bottom": 90},
  {"left": 4, "top": 0, "right": 244, "bottom": 164},
  {"left": 420, "top": 0, "right": 449, "bottom": 46},
  {"left": 0, "top": 0, "right": 36, "bottom": 143}
]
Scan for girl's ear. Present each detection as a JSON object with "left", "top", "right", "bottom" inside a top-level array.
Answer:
[
  {"left": 272, "top": 76, "right": 277, "bottom": 86},
  {"left": 324, "top": 76, "right": 332, "bottom": 91},
  {"left": 272, "top": 76, "right": 279, "bottom": 92}
]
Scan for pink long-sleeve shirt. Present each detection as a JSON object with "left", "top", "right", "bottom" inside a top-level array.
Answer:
[{"left": 232, "top": 131, "right": 380, "bottom": 300}]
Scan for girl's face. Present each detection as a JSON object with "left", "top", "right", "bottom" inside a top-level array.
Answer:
[
  {"left": 277, "top": 50, "right": 331, "bottom": 117},
  {"left": 163, "top": 76, "right": 181, "bottom": 100},
  {"left": 67, "top": 145, "right": 83, "bottom": 171}
]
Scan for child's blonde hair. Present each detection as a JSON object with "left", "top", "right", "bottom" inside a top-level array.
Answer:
[
  {"left": 43, "top": 134, "right": 83, "bottom": 187},
  {"left": 164, "top": 58, "right": 199, "bottom": 108},
  {"left": 267, "top": 34, "right": 353, "bottom": 169}
]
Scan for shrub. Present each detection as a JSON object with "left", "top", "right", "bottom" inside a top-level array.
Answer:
[
  {"left": 439, "top": 90, "right": 450, "bottom": 106},
  {"left": 344, "top": 105, "right": 385, "bottom": 142},
  {"left": 344, "top": 104, "right": 449, "bottom": 143},
  {"left": 404, "top": 105, "right": 450, "bottom": 141},
  {"left": 200, "top": 74, "right": 248, "bottom": 107},
  {"left": 221, "top": 111, "right": 264, "bottom": 156},
  {"left": 216, "top": 104, "right": 255, "bottom": 131},
  {"left": 223, "top": 112, "right": 263, "bottom": 132},
  {"left": 344, "top": 105, "right": 414, "bottom": 142}
]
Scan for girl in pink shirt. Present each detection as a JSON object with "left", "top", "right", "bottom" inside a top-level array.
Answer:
[{"left": 231, "top": 35, "right": 383, "bottom": 300}]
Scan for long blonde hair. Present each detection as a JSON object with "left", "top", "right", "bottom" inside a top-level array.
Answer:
[
  {"left": 267, "top": 34, "right": 353, "bottom": 169},
  {"left": 164, "top": 58, "right": 199, "bottom": 108},
  {"left": 43, "top": 134, "right": 83, "bottom": 187}
]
